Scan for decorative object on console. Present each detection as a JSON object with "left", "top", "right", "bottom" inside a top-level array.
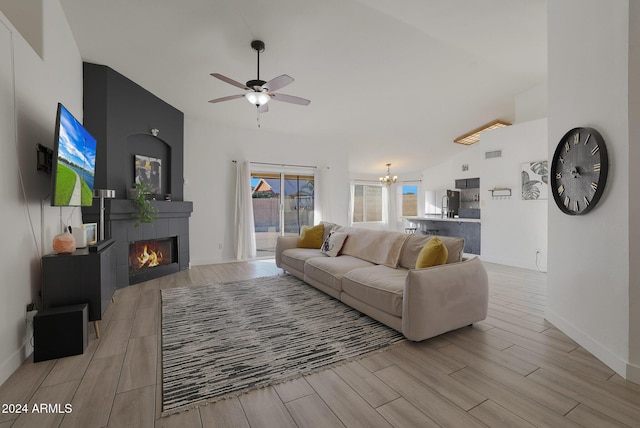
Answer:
[
  {"left": 93, "top": 188, "right": 115, "bottom": 242},
  {"left": 550, "top": 127, "right": 608, "bottom": 215},
  {"left": 131, "top": 182, "right": 159, "bottom": 227},
  {"left": 454, "top": 119, "right": 511, "bottom": 145},
  {"left": 379, "top": 163, "right": 398, "bottom": 186},
  {"left": 52, "top": 230, "right": 76, "bottom": 254},
  {"left": 83, "top": 223, "right": 98, "bottom": 245},
  {"left": 209, "top": 40, "right": 311, "bottom": 114},
  {"left": 521, "top": 160, "right": 548, "bottom": 200},
  {"left": 72, "top": 227, "right": 87, "bottom": 248}
]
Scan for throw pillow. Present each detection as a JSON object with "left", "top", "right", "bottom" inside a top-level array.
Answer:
[
  {"left": 415, "top": 237, "right": 448, "bottom": 269},
  {"left": 298, "top": 224, "right": 324, "bottom": 249},
  {"left": 321, "top": 231, "right": 348, "bottom": 257}
]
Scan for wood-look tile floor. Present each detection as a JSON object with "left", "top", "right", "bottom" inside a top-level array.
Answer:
[{"left": 1, "top": 260, "right": 640, "bottom": 427}]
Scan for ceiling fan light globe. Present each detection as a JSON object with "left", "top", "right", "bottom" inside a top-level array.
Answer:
[{"left": 245, "top": 91, "right": 270, "bottom": 106}]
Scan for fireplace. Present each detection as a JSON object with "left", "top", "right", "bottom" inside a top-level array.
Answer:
[{"left": 129, "top": 237, "right": 179, "bottom": 284}]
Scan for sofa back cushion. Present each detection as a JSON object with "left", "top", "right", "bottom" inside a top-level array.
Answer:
[
  {"left": 335, "top": 226, "right": 410, "bottom": 268},
  {"left": 320, "top": 221, "right": 340, "bottom": 243},
  {"left": 298, "top": 224, "right": 325, "bottom": 249},
  {"left": 399, "top": 235, "right": 464, "bottom": 269}
]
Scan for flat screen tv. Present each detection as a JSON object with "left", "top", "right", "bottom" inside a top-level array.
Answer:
[{"left": 51, "top": 103, "right": 97, "bottom": 206}]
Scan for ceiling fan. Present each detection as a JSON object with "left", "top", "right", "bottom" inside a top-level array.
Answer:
[{"left": 209, "top": 40, "right": 311, "bottom": 113}]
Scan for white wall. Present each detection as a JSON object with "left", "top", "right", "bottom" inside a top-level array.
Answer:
[
  {"left": 515, "top": 81, "right": 547, "bottom": 123},
  {"left": 480, "top": 119, "right": 548, "bottom": 270},
  {"left": 183, "top": 118, "right": 350, "bottom": 265},
  {"left": 547, "top": 0, "right": 637, "bottom": 380},
  {"left": 629, "top": 0, "right": 640, "bottom": 382},
  {"left": 420, "top": 118, "right": 548, "bottom": 270},
  {"left": 0, "top": 1, "right": 82, "bottom": 384}
]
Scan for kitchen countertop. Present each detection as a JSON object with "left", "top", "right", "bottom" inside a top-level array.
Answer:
[{"left": 405, "top": 216, "right": 481, "bottom": 224}]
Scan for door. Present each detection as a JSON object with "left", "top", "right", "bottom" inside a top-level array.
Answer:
[{"left": 251, "top": 169, "right": 315, "bottom": 257}]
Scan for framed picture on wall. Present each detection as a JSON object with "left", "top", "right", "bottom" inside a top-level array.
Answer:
[
  {"left": 134, "top": 154, "right": 162, "bottom": 195},
  {"left": 521, "top": 160, "right": 548, "bottom": 200}
]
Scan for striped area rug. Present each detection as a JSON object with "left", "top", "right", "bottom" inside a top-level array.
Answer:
[{"left": 161, "top": 274, "right": 405, "bottom": 416}]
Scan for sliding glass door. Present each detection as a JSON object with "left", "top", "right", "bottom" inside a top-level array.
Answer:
[{"left": 251, "top": 169, "right": 315, "bottom": 257}]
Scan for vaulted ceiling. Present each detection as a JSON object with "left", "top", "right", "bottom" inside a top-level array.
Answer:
[{"left": 60, "top": 0, "right": 547, "bottom": 175}]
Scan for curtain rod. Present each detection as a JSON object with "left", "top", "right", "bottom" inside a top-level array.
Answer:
[{"left": 232, "top": 160, "right": 317, "bottom": 169}]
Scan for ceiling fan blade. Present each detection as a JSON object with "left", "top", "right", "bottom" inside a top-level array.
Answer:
[
  {"left": 270, "top": 93, "right": 311, "bottom": 106},
  {"left": 258, "top": 103, "right": 269, "bottom": 113},
  {"left": 211, "top": 73, "right": 249, "bottom": 90},
  {"left": 264, "top": 74, "right": 294, "bottom": 92},
  {"left": 208, "top": 94, "right": 245, "bottom": 103}
]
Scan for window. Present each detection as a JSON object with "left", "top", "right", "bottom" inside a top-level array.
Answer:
[
  {"left": 251, "top": 170, "right": 315, "bottom": 256},
  {"left": 401, "top": 185, "right": 418, "bottom": 216},
  {"left": 352, "top": 184, "right": 383, "bottom": 223}
]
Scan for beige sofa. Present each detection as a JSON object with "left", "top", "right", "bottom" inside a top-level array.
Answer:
[{"left": 275, "top": 225, "right": 489, "bottom": 341}]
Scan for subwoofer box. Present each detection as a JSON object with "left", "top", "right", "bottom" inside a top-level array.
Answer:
[{"left": 34, "top": 304, "right": 88, "bottom": 362}]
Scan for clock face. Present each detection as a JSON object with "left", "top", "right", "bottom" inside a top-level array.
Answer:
[{"left": 550, "top": 127, "right": 608, "bottom": 215}]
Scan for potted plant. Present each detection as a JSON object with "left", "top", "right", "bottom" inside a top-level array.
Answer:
[{"left": 131, "top": 182, "right": 158, "bottom": 227}]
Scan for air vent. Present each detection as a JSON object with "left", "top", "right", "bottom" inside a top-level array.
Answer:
[{"left": 485, "top": 150, "right": 502, "bottom": 159}]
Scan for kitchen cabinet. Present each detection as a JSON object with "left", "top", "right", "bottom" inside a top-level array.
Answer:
[
  {"left": 404, "top": 217, "right": 481, "bottom": 255},
  {"left": 455, "top": 177, "right": 480, "bottom": 189}
]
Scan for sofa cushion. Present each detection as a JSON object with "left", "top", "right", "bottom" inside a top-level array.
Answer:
[
  {"left": 415, "top": 237, "right": 448, "bottom": 268},
  {"left": 281, "top": 248, "right": 323, "bottom": 273},
  {"left": 399, "top": 235, "right": 464, "bottom": 269},
  {"left": 321, "top": 231, "right": 348, "bottom": 257},
  {"left": 342, "top": 265, "right": 407, "bottom": 317},
  {"left": 298, "top": 224, "right": 324, "bottom": 249},
  {"left": 320, "top": 221, "right": 340, "bottom": 243},
  {"left": 335, "top": 226, "right": 410, "bottom": 268},
  {"left": 305, "top": 255, "right": 374, "bottom": 292}
]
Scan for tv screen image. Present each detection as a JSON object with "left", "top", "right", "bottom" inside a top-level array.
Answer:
[{"left": 51, "top": 103, "right": 97, "bottom": 206}]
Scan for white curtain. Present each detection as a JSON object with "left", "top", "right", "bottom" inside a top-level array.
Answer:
[
  {"left": 387, "top": 184, "right": 402, "bottom": 231},
  {"left": 314, "top": 165, "right": 329, "bottom": 223},
  {"left": 234, "top": 161, "right": 256, "bottom": 260}
]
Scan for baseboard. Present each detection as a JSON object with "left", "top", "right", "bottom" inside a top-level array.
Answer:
[
  {"left": 626, "top": 362, "right": 640, "bottom": 385},
  {"left": 545, "top": 308, "right": 628, "bottom": 378},
  {"left": 0, "top": 342, "right": 31, "bottom": 386}
]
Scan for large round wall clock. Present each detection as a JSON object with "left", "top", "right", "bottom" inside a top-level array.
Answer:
[{"left": 550, "top": 127, "right": 608, "bottom": 215}]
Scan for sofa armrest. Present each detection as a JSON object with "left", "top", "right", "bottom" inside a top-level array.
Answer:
[
  {"left": 275, "top": 235, "right": 300, "bottom": 268},
  {"left": 402, "top": 257, "right": 488, "bottom": 341}
]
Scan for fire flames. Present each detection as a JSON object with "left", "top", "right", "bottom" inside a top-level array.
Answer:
[{"left": 136, "top": 245, "right": 163, "bottom": 269}]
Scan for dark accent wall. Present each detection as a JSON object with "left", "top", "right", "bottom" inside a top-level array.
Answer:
[
  {"left": 82, "top": 63, "right": 192, "bottom": 289},
  {"left": 82, "top": 62, "right": 184, "bottom": 200}
]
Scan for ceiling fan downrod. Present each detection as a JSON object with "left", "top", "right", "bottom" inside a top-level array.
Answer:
[{"left": 248, "top": 40, "right": 267, "bottom": 89}]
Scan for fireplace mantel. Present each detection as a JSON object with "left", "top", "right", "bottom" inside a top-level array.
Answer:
[{"left": 84, "top": 199, "right": 193, "bottom": 220}]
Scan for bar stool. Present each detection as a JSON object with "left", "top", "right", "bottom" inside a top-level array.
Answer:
[{"left": 404, "top": 219, "right": 418, "bottom": 234}]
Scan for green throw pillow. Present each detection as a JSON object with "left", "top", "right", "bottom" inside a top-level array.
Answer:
[
  {"left": 298, "top": 224, "right": 325, "bottom": 249},
  {"left": 415, "top": 237, "right": 448, "bottom": 269}
]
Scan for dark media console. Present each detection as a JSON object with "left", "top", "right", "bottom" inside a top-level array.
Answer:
[{"left": 41, "top": 239, "right": 116, "bottom": 337}]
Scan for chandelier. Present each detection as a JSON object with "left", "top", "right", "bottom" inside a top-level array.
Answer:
[{"left": 379, "top": 163, "right": 398, "bottom": 186}]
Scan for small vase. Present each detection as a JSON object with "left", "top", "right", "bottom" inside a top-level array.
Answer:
[{"left": 53, "top": 231, "right": 76, "bottom": 254}]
